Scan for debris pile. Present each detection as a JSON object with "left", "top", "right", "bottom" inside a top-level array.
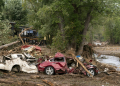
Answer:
[
  {"left": 81, "top": 44, "right": 117, "bottom": 73},
  {"left": 0, "top": 40, "right": 119, "bottom": 78},
  {"left": 66, "top": 44, "right": 118, "bottom": 77}
]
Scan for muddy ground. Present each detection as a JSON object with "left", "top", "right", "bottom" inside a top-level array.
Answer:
[
  {"left": 0, "top": 71, "right": 119, "bottom": 86},
  {"left": 0, "top": 45, "right": 120, "bottom": 86},
  {"left": 93, "top": 46, "right": 120, "bottom": 57}
]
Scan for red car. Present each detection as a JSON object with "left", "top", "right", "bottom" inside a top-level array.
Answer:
[
  {"left": 37, "top": 52, "right": 98, "bottom": 76},
  {"left": 37, "top": 52, "right": 76, "bottom": 75}
]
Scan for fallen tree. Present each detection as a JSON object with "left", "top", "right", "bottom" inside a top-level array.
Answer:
[{"left": 0, "top": 41, "right": 20, "bottom": 50}]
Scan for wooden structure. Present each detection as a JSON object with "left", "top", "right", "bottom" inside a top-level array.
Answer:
[{"left": 9, "top": 22, "right": 43, "bottom": 45}]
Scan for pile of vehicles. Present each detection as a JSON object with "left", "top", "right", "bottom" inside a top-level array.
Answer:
[{"left": 0, "top": 45, "right": 98, "bottom": 77}]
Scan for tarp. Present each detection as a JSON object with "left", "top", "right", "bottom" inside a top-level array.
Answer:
[
  {"left": 27, "top": 30, "right": 33, "bottom": 33},
  {"left": 54, "top": 52, "right": 64, "bottom": 58}
]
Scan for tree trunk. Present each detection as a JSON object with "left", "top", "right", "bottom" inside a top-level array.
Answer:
[
  {"left": 77, "top": 7, "right": 93, "bottom": 55},
  {"left": 0, "top": 41, "right": 20, "bottom": 50},
  {"left": 49, "top": 35, "right": 53, "bottom": 45},
  {"left": 90, "top": 30, "right": 93, "bottom": 44},
  {"left": 58, "top": 16, "right": 65, "bottom": 41}
]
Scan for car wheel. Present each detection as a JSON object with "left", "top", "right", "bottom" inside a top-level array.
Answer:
[
  {"left": 45, "top": 66, "right": 55, "bottom": 75},
  {"left": 87, "top": 69, "right": 95, "bottom": 77},
  {"left": 11, "top": 65, "right": 20, "bottom": 73}
]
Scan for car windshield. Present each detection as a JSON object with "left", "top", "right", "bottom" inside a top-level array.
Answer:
[{"left": 54, "top": 57, "right": 64, "bottom": 62}]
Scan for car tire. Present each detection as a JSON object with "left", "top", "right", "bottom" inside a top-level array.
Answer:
[
  {"left": 87, "top": 69, "right": 95, "bottom": 77},
  {"left": 45, "top": 66, "right": 55, "bottom": 75},
  {"left": 11, "top": 65, "right": 20, "bottom": 73}
]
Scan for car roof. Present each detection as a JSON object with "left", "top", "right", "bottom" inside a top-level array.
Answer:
[{"left": 54, "top": 52, "right": 64, "bottom": 58}]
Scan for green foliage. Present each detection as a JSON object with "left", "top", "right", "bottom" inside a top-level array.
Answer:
[
  {"left": 0, "top": 0, "right": 4, "bottom": 11},
  {"left": 86, "top": 0, "right": 120, "bottom": 44},
  {"left": 86, "top": 15, "right": 106, "bottom": 42},
  {"left": 52, "top": 30, "right": 68, "bottom": 51},
  {"left": 4, "top": 0, "right": 27, "bottom": 24},
  {"left": 23, "top": 0, "right": 120, "bottom": 51},
  {"left": 23, "top": 0, "right": 106, "bottom": 50},
  {"left": 104, "top": 17, "right": 120, "bottom": 44},
  {"left": 0, "top": 18, "right": 18, "bottom": 45}
]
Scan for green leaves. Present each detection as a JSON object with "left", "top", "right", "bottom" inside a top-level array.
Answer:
[
  {"left": 4, "top": 0, "right": 28, "bottom": 24},
  {"left": 24, "top": 0, "right": 120, "bottom": 50},
  {"left": 0, "top": 0, "right": 4, "bottom": 11}
]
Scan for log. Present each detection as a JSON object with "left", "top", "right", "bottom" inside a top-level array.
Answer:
[
  {"left": 0, "top": 41, "right": 20, "bottom": 50},
  {"left": 19, "top": 28, "right": 30, "bottom": 45},
  {"left": 42, "top": 79, "right": 58, "bottom": 86},
  {"left": 71, "top": 53, "right": 93, "bottom": 77}
]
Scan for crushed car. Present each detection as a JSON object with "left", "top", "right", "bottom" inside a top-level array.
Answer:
[
  {"left": 76, "top": 55, "right": 98, "bottom": 76},
  {"left": 21, "top": 45, "right": 42, "bottom": 58},
  {"left": 0, "top": 53, "right": 38, "bottom": 73},
  {"left": 0, "top": 45, "right": 42, "bottom": 73},
  {"left": 37, "top": 52, "right": 76, "bottom": 75},
  {"left": 80, "top": 61, "right": 98, "bottom": 76},
  {"left": 37, "top": 52, "right": 98, "bottom": 76}
]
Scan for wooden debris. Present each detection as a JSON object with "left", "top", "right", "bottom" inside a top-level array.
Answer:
[
  {"left": 23, "top": 46, "right": 36, "bottom": 53},
  {"left": 19, "top": 28, "right": 30, "bottom": 45},
  {"left": 0, "top": 41, "right": 20, "bottom": 50},
  {"left": 66, "top": 50, "right": 93, "bottom": 77},
  {"left": 36, "top": 84, "right": 44, "bottom": 86},
  {"left": 42, "top": 79, "right": 58, "bottom": 86},
  {"left": 30, "top": 75, "right": 40, "bottom": 79},
  {"left": 71, "top": 53, "right": 93, "bottom": 77}
]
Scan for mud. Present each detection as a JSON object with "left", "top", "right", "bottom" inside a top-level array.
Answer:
[{"left": 0, "top": 71, "right": 118, "bottom": 86}]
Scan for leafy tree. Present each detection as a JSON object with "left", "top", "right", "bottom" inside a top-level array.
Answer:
[
  {"left": 24, "top": 0, "right": 120, "bottom": 54},
  {"left": 86, "top": 15, "right": 106, "bottom": 43},
  {"left": 4, "top": 0, "right": 27, "bottom": 25},
  {"left": 104, "top": 17, "right": 120, "bottom": 44},
  {"left": 0, "top": 0, "right": 19, "bottom": 45},
  {"left": 36, "top": 0, "right": 106, "bottom": 53},
  {"left": 0, "top": 0, "right": 4, "bottom": 29},
  {"left": 87, "top": 0, "right": 120, "bottom": 45},
  {"left": 0, "top": 0, "right": 4, "bottom": 11}
]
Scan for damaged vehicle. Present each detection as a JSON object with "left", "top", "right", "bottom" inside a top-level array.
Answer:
[
  {"left": 0, "top": 54, "right": 38, "bottom": 73},
  {"left": 37, "top": 52, "right": 98, "bottom": 76},
  {"left": 37, "top": 52, "right": 76, "bottom": 75},
  {"left": 80, "top": 61, "right": 98, "bottom": 77},
  {"left": 77, "top": 56, "right": 98, "bottom": 76},
  {"left": 21, "top": 45, "right": 41, "bottom": 52}
]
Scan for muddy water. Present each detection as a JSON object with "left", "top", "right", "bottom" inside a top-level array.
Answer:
[{"left": 96, "top": 55, "right": 120, "bottom": 71}]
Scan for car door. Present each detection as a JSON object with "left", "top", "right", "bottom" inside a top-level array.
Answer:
[{"left": 53, "top": 57, "right": 67, "bottom": 71}]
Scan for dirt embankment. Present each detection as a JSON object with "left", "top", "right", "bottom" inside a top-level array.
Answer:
[{"left": 93, "top": 47, "right": 120, "bottom": 57}]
